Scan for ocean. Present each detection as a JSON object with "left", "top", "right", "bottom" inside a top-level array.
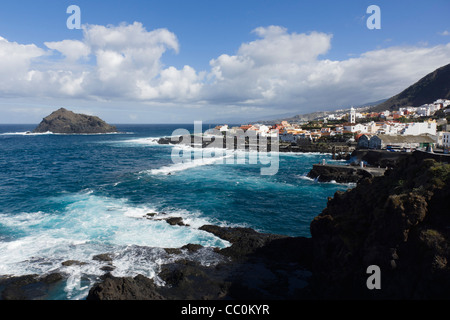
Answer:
[{"left": 0, "top": 123, "right": 353, "bottom": 299}]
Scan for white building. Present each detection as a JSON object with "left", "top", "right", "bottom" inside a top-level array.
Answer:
[
  {"left": 442, "top": 132, "right": 450, "bottom": 148},
  {"left": 399, "top": 106, "right": 417, "bottom": 114},
  {"left": 344, "top": 123, "right": 367, "bottom": 133},
  {"left": 377, "top": 122, "right": 404, "bottom": 135},
  {"left": 400, "top": 121, "right": 437, "bottom": 136},
  {"left": 434, "top": 99, "right": 450, "bottom": 108},
  {"left": 380, "top": 110, "right": 391, "bottom": 118},
  {"left": 368, "top": 135, "right": 435, "bottom": 150},
  {"left": 280, "top": 132, "right": 297, "bottom": 143},
  {"left": 366, "top": 121, "right": 379, "bottom": 134},
  {"left": 416, "top": 104, "right": 442, "bottom": 117}
]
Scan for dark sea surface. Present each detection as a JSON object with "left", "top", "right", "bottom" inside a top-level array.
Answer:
[{"left": 0, "top": 124, "right": 352, "bottom": 299}]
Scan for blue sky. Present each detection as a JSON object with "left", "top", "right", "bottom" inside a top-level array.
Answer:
[{"left": 0, "top": 0, "right": 449, "bottom": 123}]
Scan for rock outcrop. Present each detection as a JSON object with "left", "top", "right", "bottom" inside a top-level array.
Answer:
[
  {"left": 33, "top": 108, "right": 117, "bottom": 134},
  {"left": 350, "top": 149, "right": 413, "bottom": 168},
  {"left": 87, "top": 226, "right": 313, "bottom": 300},
  {"left": 310, "top": 152, "right": 450, "bottom": 299},
  {"left": 307, "top": 163, "right": 386, "bottom": 183},
  {"left": 0, "top": 273, "right": 64, "bottom": 300}
]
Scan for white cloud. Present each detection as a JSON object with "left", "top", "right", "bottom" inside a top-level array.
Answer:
[
  {"left": 241, "top": 26, "right": 332, "bottom": 65},
  {"left": 0, "top": 23, "right": 450, "bottom": 119},
  {"left": 77, "top": 22, "right": 206, "bottom": 101},
  {"left": 44, "top": 40, "right": 91, "bottom": 62},
  {"left": 439, "top": 30, "right": 450, "bottom": 36},
  {"left": 203, "top": 27, "right": 450, "bottom": 111},
  {"left": 0, "top": 36, "right": 46, "bottom": 95}
]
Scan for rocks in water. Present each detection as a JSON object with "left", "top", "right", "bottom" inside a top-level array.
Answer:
[
  {"left": 61, "top": 260, "right": 87, "bottom": 267},
  {"left": 198, "top": 225, "right": 288, "bottom": 260},
  {"left": 33, "top": 108, "right": 117, "bottom": 134},
  {"left": 92, "top": 253, "right": 115, "bottom": 272},
  {"left": 181, "top": 243, "right": 203, "bottom": 252},
  {"left": 86, "top": 274, "right": 164, "bottom": 300},
  {"left": 0, "top": 273, "right": 64, "bottom": 300},
  {"left": 145, "top": 212, "right": 158, "bottom": 218},
  {"left": 164, "top": 217, "right": 188, "bottom": 226},
  {"left": 92, "top": 253, "right": 113, "bottom": 262},
  {"left": 144, "top": 212, "right": 189, "bottom": 227},
  {"left": 87, "top": 225, "right": 314, "bottom": 300}
]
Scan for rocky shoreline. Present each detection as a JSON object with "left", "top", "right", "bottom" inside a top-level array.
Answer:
[
  {"left": 1, "top": 151, "right": 449, "bottom": 300},
  {"left": 82, "top": 150, "right": 450, "bottom": 300},
  {"left": 87, "top": 225, "right": 313, "bottom": 300},
  {"left": 0, "top": 221, "right": 314, "bottom": 300}
]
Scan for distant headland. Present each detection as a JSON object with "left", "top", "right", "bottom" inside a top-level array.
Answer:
[{"left": 33, "top": 108, "right": 117, "bottom": 134}]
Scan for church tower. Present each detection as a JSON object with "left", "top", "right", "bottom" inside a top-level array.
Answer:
[{"left": 350, "top": 107, "right": 356, "bottom": 124}]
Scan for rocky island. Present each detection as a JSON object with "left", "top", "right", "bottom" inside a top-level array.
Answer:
[{"left": 33, "top": 108, "right": 117, "bottom": 134}]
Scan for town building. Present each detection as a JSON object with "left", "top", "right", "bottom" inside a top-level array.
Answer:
[
  {"left": 400, "top": 120, "right": 437, "bottom": 136},
  {"left": 442, "top": 132, "right": 450, "bottom": 148},
  {"left": 364, "top": 134, "right": 435, "bottom": 150}
]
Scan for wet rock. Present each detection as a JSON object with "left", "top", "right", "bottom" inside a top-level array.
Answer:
[
  {"left": 199, "top": 225, "right": 287, "bottom": 260},
  {"left": 0, "top": 273, "right": 64, "bottom": 300},
  {"left": 145, "top": 212, "right": 158, "bottom": 218},
  {"left": 87, "top": 225, "right": 314, "bottom": 300},
  {"left": 86, "top": 273, "right": 164, "bottom": 300},
  {"left": 92, "top": 253, "right": 113, "bottom": 262},
  {"left": 62, "top": 260, "right": 87, "bottom": 267},
  {"left": 181, "top": 244, "right": 203, "bottom": 252},
  {"left": 100, "top": 266, "right": 116, "bottom": 272},
  {"left": 164, "top": 217, "right": 188, "bottom": 226},
  {"left": 164, "top": 248, "right": 182, "bottom": 255}
]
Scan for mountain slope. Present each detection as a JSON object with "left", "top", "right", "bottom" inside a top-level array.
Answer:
[{"left": 372, "top": 63, "right": 450, "bottom": 112}]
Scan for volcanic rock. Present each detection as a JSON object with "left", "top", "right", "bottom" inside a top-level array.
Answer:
[{"left": 33, "top": 108, "right": 117, "bottom": 134}]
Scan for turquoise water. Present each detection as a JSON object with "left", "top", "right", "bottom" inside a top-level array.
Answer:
[{"left": 0, "top": 124, "right": 352, "bottom": 299}]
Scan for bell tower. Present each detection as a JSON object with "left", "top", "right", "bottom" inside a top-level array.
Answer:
[{"left": 350, "top": 107, "right": 356, "bottom": 124}]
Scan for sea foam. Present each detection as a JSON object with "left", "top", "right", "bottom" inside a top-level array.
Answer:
[
  {"left": 0, "top": 192, "right": 229, "bottom": 299},
  {"left": 0, "top": 131, "right": 53, "bottom": 136}
]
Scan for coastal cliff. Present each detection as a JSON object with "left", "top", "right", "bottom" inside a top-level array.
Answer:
[
  {"left": 33, "top": 108, "right": 117, "bottom": 134},
  {"left": 311, "top": 152, "right": 450, "bottom": 299}
]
